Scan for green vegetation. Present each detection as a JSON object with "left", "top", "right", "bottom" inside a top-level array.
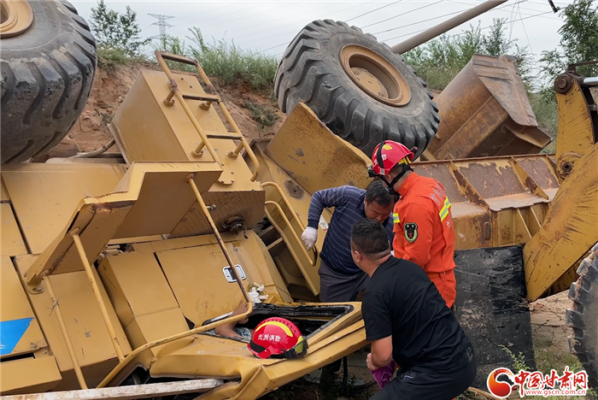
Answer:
[
  {"left": 403, "top": 18, "right": 532, "bottom": 91},
  {"left": 155, "top": 28, "right": 279, "bottom": 92},
  {"left": 244, "top": 101, "right": 280, "bottom": 130},
  {"left": 90, "top": 0, "right": 149, "bottom": 66}
]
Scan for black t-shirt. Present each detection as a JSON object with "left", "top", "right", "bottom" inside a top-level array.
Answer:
[{"left": 362, "top": 256, "right": 469, "bottom": 370}]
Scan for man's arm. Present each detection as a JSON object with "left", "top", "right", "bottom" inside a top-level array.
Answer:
[
  {"left": 396, "top": 199, "right": 435, "bottom": 268},
  {"left": 362, "top": 291, "right": 394, "bottom": 371},
  {"left": 369, "top": 336, "right": 393, "bottom": 369},
  {"left": 307, "top": 186, "right": 348, "bottom": 229}
]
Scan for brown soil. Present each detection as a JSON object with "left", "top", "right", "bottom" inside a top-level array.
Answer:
[{"left": 38, "top": 63, "right": 286, "bottom": 161}]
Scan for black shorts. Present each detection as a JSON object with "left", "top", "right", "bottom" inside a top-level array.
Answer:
[{"left": 370, "top": 343, "right": 476, "bottom": 400}]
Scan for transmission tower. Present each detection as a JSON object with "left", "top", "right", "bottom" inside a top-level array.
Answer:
[{"left": 148, "top": 13, "right": 175, "bottom": 40}]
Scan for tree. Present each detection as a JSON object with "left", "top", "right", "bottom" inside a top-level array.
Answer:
[
  {"left": 540, "top": 0, "right": 598, "bottom": 85},
  {"left": 90, "top": 0, "right": 150, "bottom": 58},
  {"left": 403, "top": 18, "right": 532, "bottom": 90}
]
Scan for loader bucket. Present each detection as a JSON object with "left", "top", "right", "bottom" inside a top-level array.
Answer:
[{"left": 424, "top": 54, "right": 552, "bottom": 160}]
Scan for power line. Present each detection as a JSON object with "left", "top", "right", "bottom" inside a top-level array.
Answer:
[
  {"left": 241, "top": 2, "right": 368, "bottom": 46},
  {"left": 384, "top": 9, "right": 553, "bottom": 44},
  {"left": 518, "top": 2, "right": 535, "bottom": 55},
  {"left": 345, "top": 1, "right": 403, "bottom": 22},
  {"left": 361, "top": 0, "right": 445, "bottom": 29},
  {"left": 373, "top": 8, "right": 471, "bottom": 36}
]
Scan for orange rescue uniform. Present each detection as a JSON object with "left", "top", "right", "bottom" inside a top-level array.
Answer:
[{"left": 392, "top": 173, "right": 457, "bottom": 308}]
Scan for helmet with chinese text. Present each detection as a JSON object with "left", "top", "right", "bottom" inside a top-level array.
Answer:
[{"left": 248, "top": 317, "right": 308, "bottom": 359}]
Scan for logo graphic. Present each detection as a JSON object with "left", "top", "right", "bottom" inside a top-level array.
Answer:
[
  {"left": 487, "top": 367, "right": 587, "bottom": 398},
  {"left": 487, "top": 368, "right": 515, "bottom": 398},
  {"left": 404, "top": 223, "right": 418, "bottom": 243}
]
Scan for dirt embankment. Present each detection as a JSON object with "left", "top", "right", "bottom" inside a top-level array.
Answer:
[{"left": 38, "top": 63, "right": 285, "bottom": 160}]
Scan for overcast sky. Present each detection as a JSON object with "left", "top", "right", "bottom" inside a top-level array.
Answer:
[{"left": 71, "top": 0, "right": 574, "bottom": 72}]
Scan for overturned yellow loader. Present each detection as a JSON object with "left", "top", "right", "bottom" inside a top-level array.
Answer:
[{"left": 0, "top": 52, "right": 368, "bottom": 399}]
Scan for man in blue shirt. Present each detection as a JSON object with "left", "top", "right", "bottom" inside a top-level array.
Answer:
[{"left": 302, "top": 180, "right": 395, "bottom": 303}]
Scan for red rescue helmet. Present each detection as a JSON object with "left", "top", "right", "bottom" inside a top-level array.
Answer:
[
  {"left": 369, "top": 141, "right": 415, "bottom": 177},
  {"left": 248, "top": 317, "right": 308, "bottom": 359}
]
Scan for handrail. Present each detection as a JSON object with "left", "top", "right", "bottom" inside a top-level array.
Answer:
[
  {"left": 97, "top": 173, "right": 254, "bottom": 388},
  {"left": 155, "top": 51, "right": 222, "bottom": 168},
  {"left": 265, "top": 201, "right": 318, "bottom": 267},
  {"left": 154, "top": 51, "right": 260, "bottom": 182},
  {"left": 261, "top": 181, "right": 317, "bottom": 266}
]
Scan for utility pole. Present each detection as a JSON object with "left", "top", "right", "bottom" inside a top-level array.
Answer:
[{"left": 148, "top": 13, "right": 175, "bottom": 41}]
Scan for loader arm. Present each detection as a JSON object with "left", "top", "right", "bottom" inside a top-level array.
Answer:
[{"left": 523, "top": 69, "right": 598, "bottom": 301}]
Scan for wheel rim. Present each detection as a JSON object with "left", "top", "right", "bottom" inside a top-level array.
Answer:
[
  {"left": 1, "top": 0, "right": 33, "bottom": 39},
  {"left": 340, "top": 45, "right": 411, "bottom": 107}
]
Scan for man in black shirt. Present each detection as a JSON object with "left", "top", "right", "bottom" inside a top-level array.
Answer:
[{"left": 350, "top": 219, "right": 476, "bottom": 400}]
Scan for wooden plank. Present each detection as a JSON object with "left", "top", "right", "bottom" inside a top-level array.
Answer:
[{"left": 0, "top": 379, "right": 223, "bottom": 400}]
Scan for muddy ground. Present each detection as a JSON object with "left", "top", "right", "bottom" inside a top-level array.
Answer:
[{"left": 43, "top": 64, "right": 589, "bottom": 399}]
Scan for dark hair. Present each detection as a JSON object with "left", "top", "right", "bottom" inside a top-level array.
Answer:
[
  {"left": 365, "top": 179, "right": 392, "bottom": 207},
  {"left": 351, "top": 218, "right": 391, "bottom": 258}
]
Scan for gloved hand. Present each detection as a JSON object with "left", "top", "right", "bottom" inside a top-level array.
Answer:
[{"left": 301, "top": 227, "right": 318, "bottom": 250}]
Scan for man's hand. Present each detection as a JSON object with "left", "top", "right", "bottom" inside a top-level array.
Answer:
[
  {"left": 366, "top": 353, "right": 377, "bottom": 371},
  {"left": 301, "top": 227, "right": 318, "bottom": 250}
]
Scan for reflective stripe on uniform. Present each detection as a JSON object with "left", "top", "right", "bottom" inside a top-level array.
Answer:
[
  {"left": 439, "top": 197, "right": 451, "bottom": 221},
  {"left": 393, "top": 212, "right": 400, "bottom": 224}
]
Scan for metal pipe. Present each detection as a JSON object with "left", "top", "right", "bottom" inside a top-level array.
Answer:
[
  {"left": 391, "top": 0, "right": 508, "bottom": 54},
  {"left": 44, "top": 277, "right": 88, "bottom": 389},
  {"left": 187, "top": 176, "right": 251, "bottom": 304},
  {"left": 583, "top": 77, "right": 598, "bottom": 87},
  {"left": 72, "top": 232, "right": 125, "bottom": 362},
  {"left": 70, "top": 139, "right": 116, "bottom": 159}
]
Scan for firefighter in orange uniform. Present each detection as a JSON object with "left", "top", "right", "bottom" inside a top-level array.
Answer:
[{"left": 368, "top": 140, "right": 457, "bottom": 309}]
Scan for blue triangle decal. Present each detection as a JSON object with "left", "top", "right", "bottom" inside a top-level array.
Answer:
[{"left": 1, "top": 317, "right": 33, "bottom": 356}]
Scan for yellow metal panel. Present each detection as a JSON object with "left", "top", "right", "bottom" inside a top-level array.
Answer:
[
  {"left": 524, "top": 144, "right": 598, "bottom": 301},
  {"left": 25, "top": 163, "right": 222, "bottom": 283},
  {"left": 157, "top": 238, "right": 286, "bottom": 326},
  {"left": 555, "top": 79, "right": 596, "bottom": 181},
  {"left": 0, "top": 257, "right": 47, "bottom": 358},
  {"left": 98, "top": 252, "right": 181, "bottom": 326},
  {"left": 129, "top": 309, "right": 189, "bottom": 355},
  {"left": 1, "top": 164, "right": 125, "bottom": 254},
  {"left": 171, "top": 190, "right": 265, "bottom": 237},
  {"left": 264, "top": 102, "right": 372, "bottom": 194},
  {"left": 1, "top": 203, "right": 27, "bottom": 256},
  {"left": 0, "top": 355, "right": 62, "bottom": 395},
  {"left": 14, "top": 255, "right": 132, "bottom": 373},
  {"left": 111, "top": 71, "right": 190, "bottom": 162},
  {"left": 113, "top": 163, "right": 222, "bottom": 239}
]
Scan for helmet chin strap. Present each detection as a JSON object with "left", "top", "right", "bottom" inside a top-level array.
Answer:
[{"left": 382, "top": 165, "right": 412, "bottom": 196}]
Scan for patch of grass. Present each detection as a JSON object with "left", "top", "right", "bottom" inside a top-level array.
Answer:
[
  {"left": 152, "top": 28, "right": 279, "bottom": 92},
  {"left": 187, "top": 27, "right": 278, "bottom": 92},
  {"left": 97, "top": 45, "right": 146, "bottom": 67},
  {"left": 245, "top": 101, "right": 280, "bottom": 130}
]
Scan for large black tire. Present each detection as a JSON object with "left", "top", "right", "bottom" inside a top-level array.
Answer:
[
  {"left": 1, "top": 0, "right": 97, "bottom": 164},
  {"left": 568, "top": 246, "right": 598, "bottom": 388},
  {"left": 274, "top": 19, "right": 439, "bottom": 160}
]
